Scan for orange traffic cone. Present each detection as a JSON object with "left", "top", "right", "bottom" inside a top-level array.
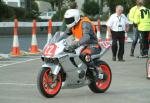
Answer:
[
  {"left": 47, "top": 19, "right": 52, "bottom": 44},
  {"left": 10, "top": 19, "right": 25, "bottom": 56},
  {"left": 105, "top": 30, "right": 111, "bottom": 42},
  {"left": 29, "top": 19, "right": 41, "bottom": 54},
  {"left": 97, "top": 16, "right": 102, "bottom": 42}
]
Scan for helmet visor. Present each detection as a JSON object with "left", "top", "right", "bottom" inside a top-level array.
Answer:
[{"left": 65, "top": 17, "right": 75, "bottom": 25}]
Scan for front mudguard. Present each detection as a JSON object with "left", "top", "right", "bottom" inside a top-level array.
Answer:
[{"left": 42, "top": 63, "right": 61, "bottom": 75}]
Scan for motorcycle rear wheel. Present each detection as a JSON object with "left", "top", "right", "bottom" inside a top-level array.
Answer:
[
  {"left": 88, "top": 60, "right": 112, "bottom": 93},
  {"left": 37, "top": 67, "right": 62, "bottom": 98}
]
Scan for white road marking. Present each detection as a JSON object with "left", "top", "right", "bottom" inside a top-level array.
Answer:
[
  {"left": 0, "top": 58, "right": 40, "bottom": 68},
  {"left": 0, "top": 61, "right": 14, "bottom": 63},
  {"left": 0, "top": 82, "right": 36, "bottom": 86}
]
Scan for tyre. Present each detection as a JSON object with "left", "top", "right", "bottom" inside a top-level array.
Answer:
[
  {"left": 146, "top": 57, "right": 150, "bottom": 79},
  {"left": 37, "top": 67, "right": 62, "bottom": 98},
  {"left": 88, "top": 60, "right": 112, "bottom": 93}
]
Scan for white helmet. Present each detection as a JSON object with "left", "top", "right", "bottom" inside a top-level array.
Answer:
[{"left": 64, "top": 9, "right": 80, "bottom": 28}]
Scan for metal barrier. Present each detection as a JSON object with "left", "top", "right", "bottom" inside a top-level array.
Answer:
[{"left": 0, "top": 20, "right": 133, "bottom": 58}]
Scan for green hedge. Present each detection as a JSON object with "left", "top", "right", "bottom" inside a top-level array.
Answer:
[
  {"left": 0, "top": 3, "right": 39, "bottom": 21},
  {"left": 0, "top": 3, "right": 14, "bottom": 21}
]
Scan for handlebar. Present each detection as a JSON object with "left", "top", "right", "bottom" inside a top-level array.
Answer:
[{"left": 63, "top": 47, "right": 76, "bottom": 54}]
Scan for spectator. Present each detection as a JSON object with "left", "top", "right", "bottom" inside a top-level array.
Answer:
[
  {"left": 129, "top": 0, "right": 145, "bottom": 57},
  {"left": 134, "top": 3, "right": 150, "bottom": 58},
  {"left": 106, "top": 5, "right": 129, "bottom": 62}
]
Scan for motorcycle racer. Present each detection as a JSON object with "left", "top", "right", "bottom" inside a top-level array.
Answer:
[
  {"left": 61, "top": 9, "right": 101, "bottom": 64},
  {"left": 37, "top": 9, "right": 112, "bottom": 98}
]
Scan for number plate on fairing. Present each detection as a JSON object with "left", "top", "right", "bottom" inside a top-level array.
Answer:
[{"left": 43, "top": 43, "right": 57, "bottom": 57}]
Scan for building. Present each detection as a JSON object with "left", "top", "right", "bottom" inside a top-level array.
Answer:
[
  {"left": 35, "top": 0, "right": 52, "bottom": 13},
  {"left": 2, "top": 0, "right": 25, "bottom": 8}
]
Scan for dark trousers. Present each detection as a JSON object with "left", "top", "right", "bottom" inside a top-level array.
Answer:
[
  {"left": 111, "top": 31, "right": 125, "bottom": 60},
  {"left": 80, "top": 45, "right": 101, "bottom": 66},
  {"left": 139, "top": 31, "right": 149, "bottom": 56},
  {"left": 81, "top": 45, "right": 101, "bottom": 55},
  {"left": 130, "top": 27, "right": 139, "bottom": 54}
]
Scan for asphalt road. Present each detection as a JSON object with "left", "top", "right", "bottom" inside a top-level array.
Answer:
[
  {"left": 0, "top": 43, "right": 149, "bottom": 103},
  {"left": 0, "top": 34, "right": 47, "bottom": 54}
]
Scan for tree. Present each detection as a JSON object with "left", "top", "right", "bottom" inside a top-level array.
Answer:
[
  {"left": 97, "top": 0, "right": 104, "bottom": 15},
  {"left": 105, "top": 0, "right": 128, "bottom": 14},
  {"left": 0, "top": 3, "right": 14, "bottom": 20},
  {"left": 24, "top": 0, "right": 39, "bottom": 20},
  {"left": 105, "top": 0, "right": 150, "bottom": 15},
  {"left": 82, "top": 1, "right": 100, "bottom": 16},
  {"left": 145, "top": 0, "right": 150, "bottom": 9},
  {"left": 25, "top": 0, "right": 38, "bottom": 12},
  {"left": 39, "top": 0, "right": 66, "bottom": 11},
  {"left": 38, "top": 0, "right": 75, "bottom": 20}
]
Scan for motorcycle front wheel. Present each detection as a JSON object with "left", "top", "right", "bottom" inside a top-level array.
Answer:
[
  {"left": 88, "top": 60, "right": 112, "bottom": 93},
  {"left": 37, "top": 67, "right": 62, "bottom": 98}
]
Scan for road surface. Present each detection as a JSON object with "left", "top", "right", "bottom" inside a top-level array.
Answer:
[{"left": 0, "top": 43, "right": 149, "bottom": 103}]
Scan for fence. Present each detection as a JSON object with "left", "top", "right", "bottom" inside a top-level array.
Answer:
[{"left": 0, "top": 19, "right": 133, "bottom": 58}]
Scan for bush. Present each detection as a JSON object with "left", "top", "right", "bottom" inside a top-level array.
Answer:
[
  {"left": 52, "top": 8, "right": 67, "bottom": 21},
  {"left": 0, "top": 3, "right": 14, "bottom": 20},
  {"left": 0, "top": 1, "right": 39, "bottom": 21},
  {"left": 24, "top": 11, "right": 40, "bottom": 21},
  {"left": 12, "top": 7, "right": 26, "bottom": 20}
]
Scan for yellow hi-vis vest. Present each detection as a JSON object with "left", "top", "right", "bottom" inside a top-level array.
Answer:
[
  {"left": 128, "top": 6, "right": 139, "bottom": 22},
  {"left": 134, "top": 6, "right": 150, "bottom": 31}
]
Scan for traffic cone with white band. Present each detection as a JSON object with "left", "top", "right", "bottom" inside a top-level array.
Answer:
[
  {"left": 97, "top": 16, "right": 102, "bottom": 42},
  {"left": 10, "top": 19, "right": 26, "bottom": 56},
  {"left": 105, "top": 30, "right": 111, "bottom": 42},
  {"left": 47, "top": 19, "right": 52, "bottom": 44},
  {"left": 29, "top": 19, "right": 41, "bottom": 54}
]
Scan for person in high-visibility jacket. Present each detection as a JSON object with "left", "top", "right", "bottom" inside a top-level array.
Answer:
[
  {"left": 63, "top": 9, "right": 100, "bottom": 54},
  {"left": 59, "top": 9, "right": 101, "bottom": 67},
  {"left": 128, "top": 0, "right": 144, "bottom": 57},
  {"left": 134, "top": 5, "right": 150, "bottom": 58}
]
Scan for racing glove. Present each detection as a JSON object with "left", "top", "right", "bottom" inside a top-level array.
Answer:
[
  {"left": 70, "top": 41, "right": 80, "bottom": 49},
  {"left": 64, "top": 42, "right": 80, "bottom": 53}
]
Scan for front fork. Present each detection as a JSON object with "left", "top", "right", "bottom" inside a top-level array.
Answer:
[
  {"left": 42, "top": 63, "right": 61, "bottom": 75},
  {"left": 42, "top": 63, "right": 61, "bottom": 83}
]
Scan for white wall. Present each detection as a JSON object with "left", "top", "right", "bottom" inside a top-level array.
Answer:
[{"left": 2, "top": 0, "right": 25, "bottom": 8}]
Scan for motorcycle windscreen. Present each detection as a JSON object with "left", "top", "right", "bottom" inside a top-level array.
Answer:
[{"left": 50, "top": 32, "right": 62, "bottom": 43}]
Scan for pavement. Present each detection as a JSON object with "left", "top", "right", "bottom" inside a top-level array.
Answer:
[{"left": 0, "top": 42, "right": 149, "bottom": 103}]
